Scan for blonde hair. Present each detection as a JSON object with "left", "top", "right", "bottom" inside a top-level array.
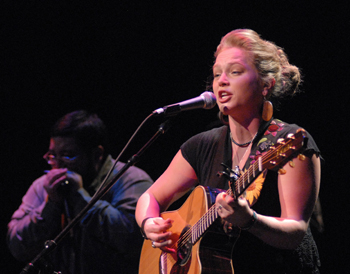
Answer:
[{"left": 215, "top": 29, "right": 301, "bottom": 99}]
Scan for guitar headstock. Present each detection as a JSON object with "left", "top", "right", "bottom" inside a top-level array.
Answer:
[{"left": 263, "top": 129, "right": 308, "bottom": 172}]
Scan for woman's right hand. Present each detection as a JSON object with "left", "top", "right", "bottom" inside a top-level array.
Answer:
[{"left": 144, "top": 217, "right": 175, "bottom": 253}]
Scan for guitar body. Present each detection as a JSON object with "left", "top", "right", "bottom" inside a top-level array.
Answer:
[
  {"left": 139, "top": 186, "right": 234, "bottom": 274},
  {"left": 139, "top": 130, "right": 308, "bottom": 274}
]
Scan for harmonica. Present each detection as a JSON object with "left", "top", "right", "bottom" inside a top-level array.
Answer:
[{"left": 44, "top": 170, "right": 70, "bottom": 186}]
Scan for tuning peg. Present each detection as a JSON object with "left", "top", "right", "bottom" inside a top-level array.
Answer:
[
  {"left": 287, "top": 133, "right": 295, "bottom": 139},
  {"left": 298, "top": 154, "right": 306, "bottom": 161},
  {"left": 289, "top": 160, "right": 295, "bottom": 168},
  {"left": 277, "top": 138, "right": 285, "bottom": 144},
  {"left": 278, "top": 168, "right": 287, "bottom": 175}
]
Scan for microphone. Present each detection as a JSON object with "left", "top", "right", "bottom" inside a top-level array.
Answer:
[{"left": 153, "top": 91, "right": 216, "bottom": 116}]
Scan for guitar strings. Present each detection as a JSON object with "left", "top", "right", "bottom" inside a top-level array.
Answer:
[
  {"left": 174, "top": 135, "right": 298, "bottom": 250},
  {"left": 235, "top": 136, "right": 294, "bottom": 193},
  {"left": 175, "top": 163, "right": 267, "bottom": 250},
  {"left": 176, "top": 191, "right": 231, "bottom": 250},
  {"left": 164, "top": 135, "right": 302, "bottom": 269},
  {"left": 175, "top": 204, "right": 220, "bottom": 249}
]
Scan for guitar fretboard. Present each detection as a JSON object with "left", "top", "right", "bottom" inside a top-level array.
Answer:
[
  {"left": 175, "top": 131, "right": 305, "bottom": 250},
  {"left": 179, "top": 187, "right": 233, "bottom": 248},
  {"left": 235, "top": 156, "right": 263, "bottom": 198}
]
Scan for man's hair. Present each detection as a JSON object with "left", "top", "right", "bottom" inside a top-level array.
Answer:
[{"left": 51, "top": 110, "right": 109, "bottom": 155}]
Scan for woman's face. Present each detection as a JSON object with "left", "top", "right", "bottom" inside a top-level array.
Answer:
[{"left": 212, "top": 47, "right": 263, "bottom": 119}]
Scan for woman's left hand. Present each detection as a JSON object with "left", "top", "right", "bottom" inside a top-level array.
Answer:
[{"left": 216, "top": 192, "right": 254, "bottom": 229}]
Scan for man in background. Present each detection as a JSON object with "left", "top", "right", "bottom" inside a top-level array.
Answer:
[{"left": 7, "top": 110, "right": 153, "bottom": 274}]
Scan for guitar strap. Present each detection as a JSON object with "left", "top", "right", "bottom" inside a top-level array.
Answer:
[{"left": 239, "top": 118, "right": 288, "bottom": 207}]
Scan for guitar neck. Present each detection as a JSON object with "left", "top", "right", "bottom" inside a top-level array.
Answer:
[
  {"left": 181, "top": 130, "right": 307, "bottom": 246},
  {"left": 234, "top": 157, "right": 264, "bottom": 199},
  {"left": 190, "top": 202, "right": 220, "bottom": 245},
  {"left": 187, "top": 160, "right": 264, "bottom": 245}
]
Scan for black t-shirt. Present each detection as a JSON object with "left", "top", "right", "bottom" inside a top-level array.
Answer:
[{"left": 180, "top": 119, "right": 321, "bottom": 273}]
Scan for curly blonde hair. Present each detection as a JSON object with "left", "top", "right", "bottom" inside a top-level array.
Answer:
[{"left": 214, "top": 29, "right": 301, "bottom": 100}]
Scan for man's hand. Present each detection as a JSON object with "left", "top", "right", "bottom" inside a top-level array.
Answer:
[{"left": 43, "top": 169, "right": 83, "bottom": 203}]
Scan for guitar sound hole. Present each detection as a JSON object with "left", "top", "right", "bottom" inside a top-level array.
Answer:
[{"left": 177, "top": 225, "right": 193, "bottom": 266}]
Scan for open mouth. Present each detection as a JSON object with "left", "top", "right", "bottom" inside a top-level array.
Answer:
[{"left": 218, "top": 90, "right": 232, "bottom": 102}]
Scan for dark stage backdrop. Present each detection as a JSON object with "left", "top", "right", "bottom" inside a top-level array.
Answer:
[{"left": 1, "top": 1, "right": 348, "bottom": 273}]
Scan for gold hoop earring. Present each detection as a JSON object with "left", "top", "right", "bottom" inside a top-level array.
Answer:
[{"left": 262, "top": 98, "right": 273, "bottom": 121}]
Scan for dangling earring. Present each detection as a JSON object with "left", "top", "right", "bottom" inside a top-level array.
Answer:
[
  {"left": 218, "top": 111, "right": 229, "bottom": 125},
  {"left": 262, "top": 79, "right": 275, "bottom": 121},
  {"left": 262, "top": 97, "right": 273, "bottom": 121}
]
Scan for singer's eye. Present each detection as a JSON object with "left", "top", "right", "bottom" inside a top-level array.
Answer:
[
  {"left": 229, "top": 63, "right": 244, "bottom": 75},
  {"left": 231, "top": 71, "right": 241, "bottom": 75}
]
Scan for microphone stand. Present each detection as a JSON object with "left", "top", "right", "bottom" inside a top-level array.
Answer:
[{"left": 20, "top": 119, "right": 172, "bottom": 274}]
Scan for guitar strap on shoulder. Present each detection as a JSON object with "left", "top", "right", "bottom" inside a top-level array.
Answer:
[
  {"left": 249, "top": 118, "right": 289, "bottom": 166},
  {"left": 240, "top": 118, "right": 288, "bottom": 207}
]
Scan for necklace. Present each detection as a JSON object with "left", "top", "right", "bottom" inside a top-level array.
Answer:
[
  {"left": 232, "top": 137, "right": 254, "bottom": 171},
  {"left": 230, "top": 132, "right": 258, "bottom": 147}
]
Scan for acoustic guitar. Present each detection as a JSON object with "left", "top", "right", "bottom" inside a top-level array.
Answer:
[{"left": 139, "top": 130, "right": 308, "bottom": 274}]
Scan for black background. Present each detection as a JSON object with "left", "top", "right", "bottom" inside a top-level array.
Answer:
[{"left": 1, "top": 1, "right": 349, "bottom": 273}]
